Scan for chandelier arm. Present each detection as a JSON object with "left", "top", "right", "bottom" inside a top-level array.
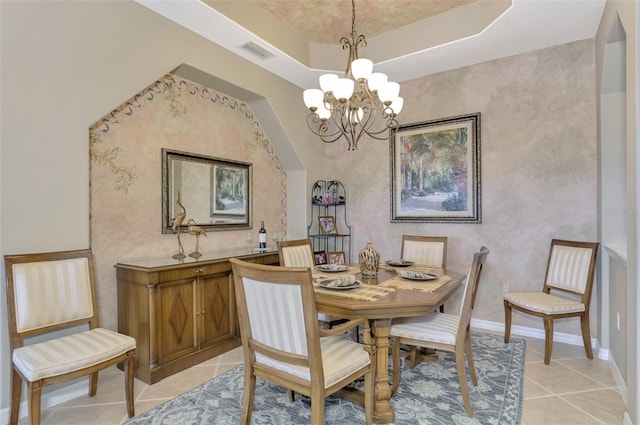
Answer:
[
  {"left": 359, "top": 117, "right": 399, "bottom": 141},
  {"left": 306, "top": 114, "right": 345, "bottom": 144}
]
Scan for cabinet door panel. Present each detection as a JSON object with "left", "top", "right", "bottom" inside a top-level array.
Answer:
[
  {"left": 200, "top": 273, "right": 234, "bottom": 348},
  {"left": 157, "top": 279, "right": 198, "bottom": 364}
]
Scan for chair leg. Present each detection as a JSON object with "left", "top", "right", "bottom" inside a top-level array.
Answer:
[
  {"left": 240, "top": 369, "right": 256, "bottom": 425},
  {"left": 543, "top": 318, "right": 554, "bottom": 365},
  {"left": 503, "top": 300, "right": 512, "bottom": 343},
  {"left": 10, "top": 367, "right": 22, "bottom": 425},
  {"left": 580, "top": 313, "right": 594, "bottom": 359},
  {"left": 455, "top": 348, "right": 473, "bottom": 417},
  {"left": 89, "top": 371, "right": 99, "bottom": 397},
  {"left": 124, "top": 354, "right": 135, "bottom": 418},
  {"left": 465, "top": 330, "right": 478, "bottom": 386},
  {"left": 29, "top": 381, "right": 43, "bottom": 425},
  {"left": 287, "top": 389, "right": 295, "bottom": 402},
  {"left": 409, "top": 346, "right": 419, "bottom": 369},
  {"left": 310, "top": 392, "right": 325, "bottom": 425},
  {"left": 390, "top": 336, "right": 401, "bottom": 397}
]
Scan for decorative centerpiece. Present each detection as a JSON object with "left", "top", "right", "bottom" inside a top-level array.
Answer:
[{"left": 359, "top": 242, "right": 380, "bottom": 278}]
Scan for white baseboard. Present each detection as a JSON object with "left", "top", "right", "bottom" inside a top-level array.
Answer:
[
  {"left": 608, "top": 351, "right": 628, "bottom": 404},
  {"left": 0, "top": 377, "right": 89, "bottom": 424}
]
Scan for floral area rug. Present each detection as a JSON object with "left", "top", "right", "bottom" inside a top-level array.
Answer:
[{"left": 125, "top": 332, "right": 524, "bottom": 425}]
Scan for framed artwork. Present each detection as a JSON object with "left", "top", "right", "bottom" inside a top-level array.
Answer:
[
  {"left": 328, "top": 251, "right": 346, "bottom": 265},
  {"left": 314, "top": 251, "right": 328, "bottom": 265},
  {"left": 390, "top": 113, "right": 481, "bottom": 223},
  {"left": 318, "top": 216, "right": 338, "bottom": 235}
]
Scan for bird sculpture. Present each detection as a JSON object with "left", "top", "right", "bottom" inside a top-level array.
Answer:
[
  {"left": 170, "top": 191, "right": 187, "bottom": 259},
  {"left": 187, "top": 218, "right": 207, "bottom": 258}
]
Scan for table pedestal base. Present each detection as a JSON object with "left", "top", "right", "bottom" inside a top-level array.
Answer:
[{"left": 373, "top": 318, "right": 394, "bottom": 424}]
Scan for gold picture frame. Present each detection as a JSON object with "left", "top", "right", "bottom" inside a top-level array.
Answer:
[
  {"left": 328, "top": 251, "right": 346, "bottom": 265},
  {"left": 318, "top": 216, "right": 338, "bottom": 235}
]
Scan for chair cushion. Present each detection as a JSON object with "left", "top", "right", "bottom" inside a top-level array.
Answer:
[
  {"left": 12, "top": 327, "right": 136, "bottom": 381},
  {"left": 390, "top": 313, "right": 459, "bottom": 345},
  {"left": 256, "top": 335, "right": 370, "bottom": 388},
  {"left": 402, "top": 240, "right": 445, "bottom": 267},
  {"left": 12, "top": 257, "right": 94, "bottom": 333},
  {"left": 504, "top": 291, "right": 585, "bottom": 314},
  {"left": 282, "top": 245, "right": 314, "bottom": 268},
  {"left": 546, "top": 245, "right": 593, "bottom": 294}
]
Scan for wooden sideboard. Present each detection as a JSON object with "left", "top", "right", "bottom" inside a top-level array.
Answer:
[{"left": 116, "top": 247, "right": 279, "bottom": 384}]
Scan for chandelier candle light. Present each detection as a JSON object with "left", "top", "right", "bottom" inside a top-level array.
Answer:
[{"left": 303, "top": 0, "right": 403, "bottom": 151}]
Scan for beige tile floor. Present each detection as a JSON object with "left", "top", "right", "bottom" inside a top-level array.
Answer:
[{"left": 17, "top": 336, "right": 627, "bottom": 425}]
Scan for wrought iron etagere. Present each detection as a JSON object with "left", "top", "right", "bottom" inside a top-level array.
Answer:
[{"left": 308, "top": 180, "right": 352, "bottom": 263}]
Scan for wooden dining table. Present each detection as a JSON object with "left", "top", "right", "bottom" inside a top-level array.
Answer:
[{"left": 313, "top": 265, "right": 466, "bottom": 424}]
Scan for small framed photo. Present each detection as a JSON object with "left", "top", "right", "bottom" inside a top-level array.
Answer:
[
  {"left": 328, "top": 251, "right": 346, "bottom": 265},
  {"left": 314, "top": 251, "right": 327, "bottom": 265},
  {"left": 323, "top": 190, "right": 332, "bottom": 204},
  {"left": 318, "top": 216, "right": 338, "bottom": 235}
]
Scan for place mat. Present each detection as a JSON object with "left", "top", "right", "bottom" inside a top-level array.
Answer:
[
  {"left": 379, "top": 274, "right": 452, "bottom": 293},
  {"left": 379, "top": 263, "right": 437, "bottom": 272},
  {"left": 313, "top": 282, "right": 394, "bottom": 301}
]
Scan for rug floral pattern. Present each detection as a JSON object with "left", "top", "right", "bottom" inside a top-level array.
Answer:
[{"left": 125, "top": 332, "right": 524, "bottom": 424}]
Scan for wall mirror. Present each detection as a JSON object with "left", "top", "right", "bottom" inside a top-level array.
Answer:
[{"left": 162, "top": 148, "right": 252, "bottom": 233}]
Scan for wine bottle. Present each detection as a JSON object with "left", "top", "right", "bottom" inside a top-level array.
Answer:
[{"left": 258, "top": 221, "right": 267, "bottom": 251}]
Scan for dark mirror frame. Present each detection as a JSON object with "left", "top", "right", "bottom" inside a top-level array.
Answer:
[{"left": 162, "top": 148, "right": 252, "bottom": 234}]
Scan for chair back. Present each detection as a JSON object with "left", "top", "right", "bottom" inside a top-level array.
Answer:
[
  {"left": 543, "top": 239, "right": 599, "bottom": 301},
  {"left": 5, "top": 249, "right": 98, "bottom": 345},
  {"left": 277, "top": 238, "right": 315, "bottom": 268},
  {"left": 401, "top": 235, "right": 447, "bottom": 267},
  {"left": 456, "top": 247, "right": 490, "bottom": 342},
  {"left": 230, "top": 258, "right": 323, "bottom": 382}
]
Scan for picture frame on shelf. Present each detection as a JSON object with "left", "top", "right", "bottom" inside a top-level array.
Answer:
[
  {"left": 318, "top": 216, "right": 338, "bottom": 235},
  {"left": 323, "top": 190, "right": 333, "bottom": 204},
  {"left": 328, "top": 251, "right": 346, "bottom": 265},
  {"left": 314, "top": 251, "right": 328, "bottom": 265},
  {"left": 390, "top": 113, "right": 481, "bottom": 223}
]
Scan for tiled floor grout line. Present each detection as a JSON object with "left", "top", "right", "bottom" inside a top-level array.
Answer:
[
  {"left": 525, "top": 387, "right": 619, "bottom": 399},
  {"left": 556, "top": 361, "right": 617, "bottom": 387},
  {"left": 557, "top": 394, "right": 608, "bottom": 425}
]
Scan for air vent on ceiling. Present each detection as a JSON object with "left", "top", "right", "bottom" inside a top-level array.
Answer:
[{"left": 240, "top": 41, "right": 276, "bottom": 60}]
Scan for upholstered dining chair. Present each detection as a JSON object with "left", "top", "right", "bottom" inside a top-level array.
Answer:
[
  {"left": 401, "top": 235, "right": 448, "bottom": 267},
  {"left": 229, "top": 258, "right": 374, "bottom": 425},
  {"left": 277, "top": 238, "right": 347, "bottom": 328},
  {"left": 390, "top": 246, "right": 490, "bottom": 417},
  {"left": 4, "top": 249, "right": 136, "bottom": 425},
  {"left": 277, "top": 238, "right": 316, "bottom": 269},
  {"left": 400, "top": 235, "right": 449, "bottom": 366},
  {"left": 503, "top": 239, "right": 599, "bottom": 365}
]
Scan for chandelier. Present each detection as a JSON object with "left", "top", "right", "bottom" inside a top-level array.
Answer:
[{"left": 302, "top": 0, "right": 403, "bottom": 151}]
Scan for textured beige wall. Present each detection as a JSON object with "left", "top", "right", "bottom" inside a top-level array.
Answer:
[
  {"left": 327, "top": 39, "right": 598, "bottom": 332},
  {"left": 90, "top": 75, "right": 286, "bottom": 331},
  {"left": 0, "top": 0, "right": 318, "bottom": 410}
]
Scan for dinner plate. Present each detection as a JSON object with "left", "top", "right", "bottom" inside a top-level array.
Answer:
[
  {"left": 317, "top": 279, "right": 362, "bottom": 290},
  {"left": 396, "top": 269, "right": 439, "bottom": 281},
  {"left": 386, "top": 260, "right": 414, "bottom": 267},
  {"left": 315, "top": 264, "right": 349, "bottom": 273}
]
